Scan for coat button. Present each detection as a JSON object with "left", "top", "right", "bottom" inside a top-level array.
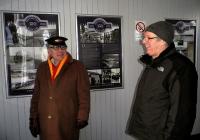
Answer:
[
  {"left": 49, "top": 96, "right": 53, "bottom": 100},
  {"left": 48, "top": 115, "right": 52, "bottom": 119}
]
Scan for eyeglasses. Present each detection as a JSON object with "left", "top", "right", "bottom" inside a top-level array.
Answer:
[
  {"left": 142, "top": 36, "right": 159, "bottom": 41},
  {"left": 48, "top": 45, "right": 67, "bottom": 50}
]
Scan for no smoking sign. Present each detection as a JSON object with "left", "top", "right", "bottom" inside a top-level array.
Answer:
[{"left": 136, "top": 21, "right": 145, "bottom": 33}]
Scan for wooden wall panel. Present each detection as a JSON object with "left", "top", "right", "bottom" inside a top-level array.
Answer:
[
  {"left": 0, "top": 0, "right": 200, "bottom": 140},
  {"left": 0, "top": 9, "right": 7, "bottom": 140}
]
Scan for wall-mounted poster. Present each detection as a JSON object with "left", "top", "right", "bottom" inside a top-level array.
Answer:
[
  {"left": 76, "top": 15, "right": 123, "bottom": 90},
  {"left": 165, "top": 19, "right": 196, "bottom": 64},
  {"left": 2, "top": 11, "right": 60, "bottom": 98}
]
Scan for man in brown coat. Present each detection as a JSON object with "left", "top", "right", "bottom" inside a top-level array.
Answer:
[{"left": 29, "top": 36, "right": 90, "bottom": 140}]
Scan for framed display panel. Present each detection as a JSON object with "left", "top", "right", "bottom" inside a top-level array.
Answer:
[
  {"left": 2, "top": 11, "right": 60, "bottom": 98},
  {"left": 76, "top": 15, "right": 123, "bottom": 90},
  {"left": 165, "top": 19, "right": 196, "bottom": 64}
]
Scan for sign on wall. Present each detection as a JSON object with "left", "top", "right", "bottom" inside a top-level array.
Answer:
[
  {"left": 2, "top": 11, "right": 60, "bottom": 98},
  {"left": 135, "top": 21, "right": 146, "bottom": 41},
  {"left": 76, "top": 15, "right": 123, "bottom": 90}
]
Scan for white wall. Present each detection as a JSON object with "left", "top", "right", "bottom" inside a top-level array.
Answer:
[{"left": 0, "top": 0, "right": 200, "bottom": 140}]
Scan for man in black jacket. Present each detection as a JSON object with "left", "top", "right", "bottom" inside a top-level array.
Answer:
[{"left": 126, "top": 21, "right": 198, "bottom": 140}]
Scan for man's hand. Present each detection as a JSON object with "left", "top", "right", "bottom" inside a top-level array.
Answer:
[
  {"left": 76, "top": 120, "right": 88, "bottom": 129},
  {"left": 29, "top": 118, "right": 40, "bottom": 137}
]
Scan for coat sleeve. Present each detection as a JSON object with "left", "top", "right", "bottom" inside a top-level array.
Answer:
[
  {"left": 30, "top": 66, "right": 41, "bottom": 119},
  {"left": 76, "top": 62, "right": 90, "bottom": 121},
  {"left": 164, "top": 64, "right": 198, "bottom": 140}
]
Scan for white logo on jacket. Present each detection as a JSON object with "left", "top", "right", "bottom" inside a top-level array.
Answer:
[{"left": 157, "top": 66, "right": 164, "bottom": 72}]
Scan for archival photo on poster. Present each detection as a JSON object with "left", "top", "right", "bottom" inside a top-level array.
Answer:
[
  {"left": 77, "top": 15, "right": 123, "bottom": 90},
  {"left": 3, "top": 11, "right": 59, "bottom": 97},
  {"left": 165, "top": 19, "right": 196, "bottom": 64}
]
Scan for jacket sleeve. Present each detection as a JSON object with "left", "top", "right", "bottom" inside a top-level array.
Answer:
[
  {"left": 30, "top": 67, "right": 41, "bottom": 119},
  {"left": 76, "top": 62, "right": 90, "bottom": 121},
  {"left": 164, "top": 65, "right": 198, "bottom": 140}
]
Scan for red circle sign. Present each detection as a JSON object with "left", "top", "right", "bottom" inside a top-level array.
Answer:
[{"left": 136, "top": 22, "right": 145, "bottom": 33}]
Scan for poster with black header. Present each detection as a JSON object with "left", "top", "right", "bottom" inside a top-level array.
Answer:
[
  {"left": 2, "top": 11, "right": 59, "bottom": 97},
  {"left": 77, "top": 15, "right": 123, "bottom": 90},
  {"left": 165, "top": 19, "right": 196, "bottom": 64}
]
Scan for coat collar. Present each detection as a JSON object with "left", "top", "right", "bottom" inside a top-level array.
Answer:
[
  {"left": 139, "top": 42, "right": 177, "bottom": 67},
  {"left": 65, "top": 52, "right": 74, "bottom": 65},
  {"left": 46, "top": 52, "right": 74, "bottom": 86}
]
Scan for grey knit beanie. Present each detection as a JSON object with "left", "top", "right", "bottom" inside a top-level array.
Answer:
[{"left": 145, "top": 21, "right": 174, "bottom": 45}]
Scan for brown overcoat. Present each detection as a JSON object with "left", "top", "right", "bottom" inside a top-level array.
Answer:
[{"left": 30, "top": 53, "right": 90, "bottom": 140}]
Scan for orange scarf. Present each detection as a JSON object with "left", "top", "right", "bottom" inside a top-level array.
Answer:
[{"left": 48, "top": 55, "right": 68, "bottom": 83}]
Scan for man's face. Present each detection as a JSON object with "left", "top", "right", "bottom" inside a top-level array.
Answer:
[
  {"left": 48, "top": 45, "right": 67, "bottom": 63},
  {"left": 142, "top": 31, "right": 166, "bottom": 58}
]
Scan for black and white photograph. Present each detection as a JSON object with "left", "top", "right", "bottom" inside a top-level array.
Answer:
[
  {"left": 165, "top": 19, "right": 196, "bottom": 64},
  {"left": 77, "top": 15, "right": 123, "bottom": 89},
  {"left": 3, "top": 12, "right": 59, "bottom": 97}
]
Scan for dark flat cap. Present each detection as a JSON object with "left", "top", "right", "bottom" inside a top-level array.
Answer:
[
  {"left": 45, "top": 36, "right": 68, "bottom": 46},
  {"left": 145, "top": 21, "right": 174, "bottom": 45}
]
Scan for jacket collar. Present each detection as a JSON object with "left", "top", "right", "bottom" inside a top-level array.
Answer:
[
  {"left": 139, "top": 42, "right": 177, "bottom": 67},
  {"left": 65, "top": 52, "right": 74, "bottom": 64}
]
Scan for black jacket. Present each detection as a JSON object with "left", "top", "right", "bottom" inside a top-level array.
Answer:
[{"left": 126, "top": 43, "right": 198, "bottom": 140}]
